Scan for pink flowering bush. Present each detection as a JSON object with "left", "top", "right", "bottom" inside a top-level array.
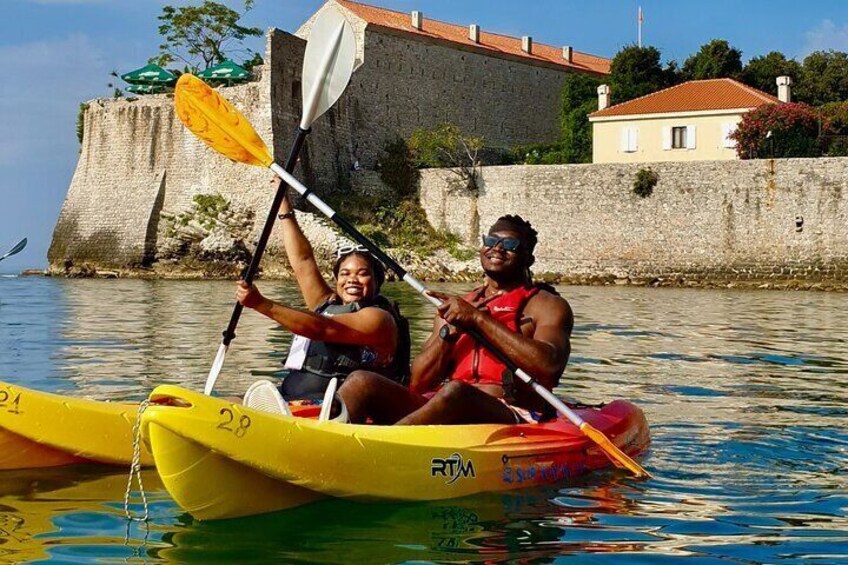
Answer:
[{"left": 731, "top": 102, "right": 825, "bottom": 159}]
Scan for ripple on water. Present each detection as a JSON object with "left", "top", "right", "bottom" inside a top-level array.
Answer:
[{"left": 0, "top": 280, "right": 847, "bottom": 563}]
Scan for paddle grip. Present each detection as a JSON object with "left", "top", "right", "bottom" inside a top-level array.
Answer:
[{"left": 222, "top": 127, "right": 310, "bottom": 346}]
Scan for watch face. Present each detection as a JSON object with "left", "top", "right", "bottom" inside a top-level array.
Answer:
[{"left": 439, "top": 324, "right": 456, "bottom": 342}]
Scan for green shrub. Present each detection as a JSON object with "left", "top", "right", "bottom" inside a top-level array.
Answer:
[
  {"left": 633, "top": 168, "right": 659, "bottom": 198},
  {"left": 379, "top": 136, "right": 419, "bottom": 201},
  {"left": 76, "top": 103, "right": 89, "bottom": 144}
]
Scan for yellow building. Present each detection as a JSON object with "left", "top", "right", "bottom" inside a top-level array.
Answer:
[{"left": 589, "top": 77, "right": 789, "bottom": 164}]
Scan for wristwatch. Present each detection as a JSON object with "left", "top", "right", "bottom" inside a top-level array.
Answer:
[
  {"left": 277, "top": 210, "right": 296, "bottom": 221},
  {"left": 439, "top": 324, "right": 459, "bottom": 343}
]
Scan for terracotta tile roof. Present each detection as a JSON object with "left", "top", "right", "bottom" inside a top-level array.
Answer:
[
  {"left": 590, "top": 78, "right": 779, "bottom": 118},
  {"left": 335, "top": 0, "right": 610, "bottom": 75}
]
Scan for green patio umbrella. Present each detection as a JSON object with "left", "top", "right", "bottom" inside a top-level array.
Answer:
[
  {"left": 126, "top": 84, "right": 170, "bottom": 95},
  {"left": 121, "top": 64, "right": 176, "bottom": 86},
  {"left": 197, "top": 59, "right": 252, "bottom": 85}
]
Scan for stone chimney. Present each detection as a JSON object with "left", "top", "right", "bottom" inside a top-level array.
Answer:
[
  {"left": 777, "top": 76, "right": 792, "bottom": 103},
  {"left": 562, "top": 45, "right": 573, "bottom": 63},
  {"left": 597, "top": 84, "right": 611, "bottom": 110},
  {"left": 521, "top": 36, "right": 532, "bottom": 54},
  {"left": 411, "top": 10, "right": 423, "bottom": 30},
  {"left": 469, "top": 24, "right": 480, "bottom": 43}
]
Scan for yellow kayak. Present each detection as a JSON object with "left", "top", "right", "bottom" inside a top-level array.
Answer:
[
  {"left": 142, "top": 385, "right": 650, "bottom": 520},
  {"left": 0, "top": 380, "right": 153, "bottom": 469}
]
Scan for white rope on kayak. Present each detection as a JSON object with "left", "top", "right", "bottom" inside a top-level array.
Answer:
[{"left": 124, "top": 399, "right": 150, "bottom": 522}]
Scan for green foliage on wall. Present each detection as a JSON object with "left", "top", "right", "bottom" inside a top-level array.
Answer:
[
  {"left": 76, "top": 103, "right": 89, "bottom": 144},
  {"left": 633, "top": 168, "right": 659, "bottom": 198},
  {"left": 379, "top": 136, "right": 420, "bottom": 200}
]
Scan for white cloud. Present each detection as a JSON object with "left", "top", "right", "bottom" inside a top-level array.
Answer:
[
  {"left": 802, "top": 19, "right": 848, "bottom": 56},
  {"left": 0, "top": 34, "right": 108, "bottom": 166}
]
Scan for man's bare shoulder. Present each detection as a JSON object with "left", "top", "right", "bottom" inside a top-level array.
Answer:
[{"left": 526, "top": 287, "right": 573, "bottom": 325}]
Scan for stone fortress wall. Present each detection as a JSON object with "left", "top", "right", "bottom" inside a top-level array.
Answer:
[
  {"left": 48, "top": 3, "right": 578, "bottom": 271},
  {"left": 420, "top": 157, "right": 848, "bottom": 285},
  {"left": 47, "top": 2, "right": 848, "bottom": 285}
]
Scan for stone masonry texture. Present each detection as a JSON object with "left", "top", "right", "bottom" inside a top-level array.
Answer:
[
  {"left": 49, "top": 7, "right": 579, "bottom": 270},
  {"left": 419, "top": 158, "right": 848, "bottom": 283},
  {"left": 47, "top": 6, "right": 848, "bottom": 285}
]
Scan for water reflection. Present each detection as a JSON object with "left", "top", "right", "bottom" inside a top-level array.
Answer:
[{"left": 0, "top": 278, "right": 847, "bottom": 563}]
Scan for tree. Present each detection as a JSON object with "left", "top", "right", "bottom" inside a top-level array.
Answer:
[
  {"left": 378, "top": 137, "right": 420, "bottom": 201},
  {"left": 730, "top": 102, "right": 824, "bottom": 159},
  {"left": 559, "top": 72, "right": 601, "bottom": 163},
  {"left": 741, "top": 51, "right": 802, "bottom": 95},
  {"left": 796, "top": 50, "right": 848, "bottom": 106},
  {"left": 609, "top": 45, "right": 678, "bottom": 104},
  {"left": 409, "top": 123, "right": 483, "bottom": 193},
  {"left": 151, "top": 1, "right": 262, "bottom": 73},
  {"left": 682, "top": 39, "right": 743, "bottom": 80}
]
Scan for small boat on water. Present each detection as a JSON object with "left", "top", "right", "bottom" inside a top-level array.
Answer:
[
  {"left": 0, "top": 380, "right": 153, "bottom": 469},
  {"left": 142, "top": 384, "right": 650, "bottom": 520}
]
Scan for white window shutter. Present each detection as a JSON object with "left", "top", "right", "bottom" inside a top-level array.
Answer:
[
  {"left": 620, "top": 128, "right": 629, "bottom": 152},
  {"left": 629, "top": 127, "right": 638, "bottom": 152},
  {"left": 686, "top": 125, "right": 697, "bottom": 149},
  {"left": 662, "top": 126, "right": 672, "bottom": 150},
  {"left": 722, "top": 122, "right": 737, "bottom": 148}
]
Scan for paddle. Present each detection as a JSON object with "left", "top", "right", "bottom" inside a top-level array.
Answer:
[
  {"left": 175, "top": 79, "right": 650, "bottom": 480},
  {"left": 175, "top": 7, "right": 356, "bottom": 395},
  {"left": 0, "top": 238, "right": 27, "bottom": 263}
]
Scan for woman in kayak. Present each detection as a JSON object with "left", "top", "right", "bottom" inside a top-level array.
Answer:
[{"left": 236, "top": 176, "right": 409, "bottom": 401}]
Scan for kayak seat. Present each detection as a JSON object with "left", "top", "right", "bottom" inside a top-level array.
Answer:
[
  {"left": 318, "top": 378, "right": 349, "bottom": 424},
  {"left": 244, "top": 380, "right": 292, "bottom": 416}
]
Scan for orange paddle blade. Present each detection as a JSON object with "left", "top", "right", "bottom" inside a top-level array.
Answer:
[
  {"left": 174, "top": 74, "right": 272, "bottom": 168},
  {"left": 580, "top": 422, "right": 652, "bottom": 478}
]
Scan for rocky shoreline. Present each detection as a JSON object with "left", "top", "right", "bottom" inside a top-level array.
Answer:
[{"left": 25, "top": 265, "right": 848, "bottom": 292}]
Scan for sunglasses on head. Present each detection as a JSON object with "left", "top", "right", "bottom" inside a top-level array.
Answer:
[
  {"left": 482, "top": 235, "right": 521, "bottom": 251},
  {"left": 336, "top": 244, "right": 370, "bottom": 259}
]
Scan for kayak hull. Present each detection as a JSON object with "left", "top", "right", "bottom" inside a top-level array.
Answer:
[
  {"left": 143, "top": 385, "right": 650, "bottom": 520},
  {"left": 0, "top": 380, "right": 153, "bottom": 469}
]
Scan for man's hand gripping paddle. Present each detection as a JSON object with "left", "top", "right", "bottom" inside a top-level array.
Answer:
[
  {"left": 175, "top": 28, "right": 650, "bottom": 480},
  {"left": 174, "top": 7, "right": 356, "bottom": 395}
]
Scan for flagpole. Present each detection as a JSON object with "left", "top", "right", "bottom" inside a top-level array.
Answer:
[{"left": 638, "top": 5, "right": 643, "bottom": 47}]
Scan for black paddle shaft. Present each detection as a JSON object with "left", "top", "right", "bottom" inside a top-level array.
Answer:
[{"left": 222, "top": 127, "right": 309, "bottom": 346}]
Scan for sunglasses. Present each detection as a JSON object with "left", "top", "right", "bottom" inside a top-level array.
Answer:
[
  {"left": 336, "top": 244, "right": 370, "bottom": 258},
  {"left": 482, "top": 235, "right": 521, "bottom": 251}
]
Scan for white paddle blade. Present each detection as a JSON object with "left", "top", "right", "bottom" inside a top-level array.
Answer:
[
  {"left": 0, "top": 238, "right": 27, "bottom": 261},
  {"left": 205, "top": 342, "right": 228, "bottom": 395},
  {"left": 300, "top": 6, "right": 356, "bottom": 129}
]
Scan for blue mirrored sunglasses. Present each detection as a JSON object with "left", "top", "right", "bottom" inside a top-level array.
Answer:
[{"left": 482, "top": 235, "right": 521, "bottom": 251}]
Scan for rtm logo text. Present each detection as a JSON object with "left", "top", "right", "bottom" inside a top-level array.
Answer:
[{"left": 431, "top": 453, "right": 476, "bottom": 485}]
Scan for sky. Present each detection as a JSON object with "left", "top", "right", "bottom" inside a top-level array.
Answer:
[{"left": 0, "top": 0, "right": 847, "bottom": 274}]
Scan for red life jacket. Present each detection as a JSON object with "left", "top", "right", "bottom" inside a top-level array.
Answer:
[{"left": 449, "top": 285, "right": 540, "bottom": 394}]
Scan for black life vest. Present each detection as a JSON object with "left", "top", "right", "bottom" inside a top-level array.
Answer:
[{"left": 286, "top": 294, "right": 411, "bottom": 385}]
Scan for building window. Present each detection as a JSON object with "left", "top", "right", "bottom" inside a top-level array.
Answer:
[{"left": 672, "top": 126, "right": 687, "bottom": 149}]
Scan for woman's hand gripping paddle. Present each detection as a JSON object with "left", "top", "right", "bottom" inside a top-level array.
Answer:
[
  {"left": 174, "top": 6, "right": 355, "bottom": 395},
  {"left": 176, "top": 42, "right": 650, "bottom": 480},
  {"left": 0, "top": 238, "right": 27, "bottom": 263}
]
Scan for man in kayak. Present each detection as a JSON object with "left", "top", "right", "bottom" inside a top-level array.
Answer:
[
  {"left": 236, "top": 177, "right": 410, "bottom": 401},
  {"left": 339, "top": 215, "right": 573, "bottom": 425}
]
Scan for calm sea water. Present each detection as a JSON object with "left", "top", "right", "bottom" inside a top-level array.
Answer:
[{"left": 0, "top": 276, "right": 846, "bottom": 564}]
